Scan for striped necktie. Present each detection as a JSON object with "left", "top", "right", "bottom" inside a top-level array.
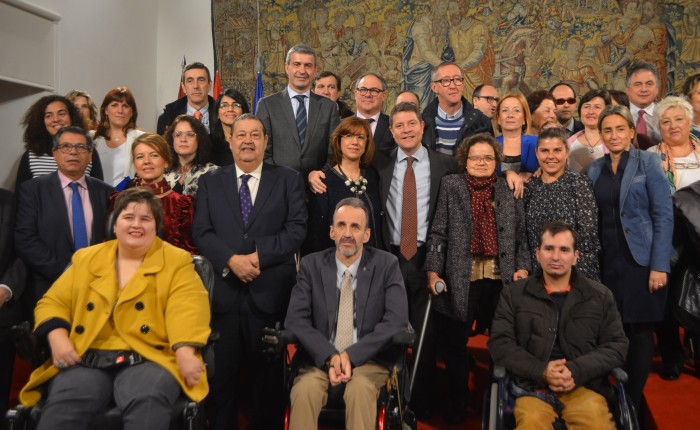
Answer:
[{"left": 294, "top": 95, "right": 307, "bottom": 146}]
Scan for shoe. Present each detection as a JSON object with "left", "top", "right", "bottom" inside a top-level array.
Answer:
[{"left": 659, "top": 364, "right": 681, "bottom": 380}]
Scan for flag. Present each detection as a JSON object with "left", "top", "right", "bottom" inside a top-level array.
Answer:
[
  {"left": 177, "top": 56, "right": 187, "bottom": 99},
  {"left": 213, "top": 70, "right": 222, "bottom": 99},
  {"left": 254, "top": 56, "right": 264, "bottom": 114}
]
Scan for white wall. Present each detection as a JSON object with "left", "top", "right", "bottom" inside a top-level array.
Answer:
[{"left": 0, "top": 0, "right": 213, "bottom": 190}]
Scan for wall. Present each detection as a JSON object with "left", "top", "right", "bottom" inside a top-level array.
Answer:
[{"left": 0, "top": 0, "right": 214, "bottom": 190}]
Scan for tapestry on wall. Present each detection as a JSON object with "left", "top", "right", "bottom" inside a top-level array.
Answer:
[{"left": 212, "top": 0, "right": 700, "bottom": 112}]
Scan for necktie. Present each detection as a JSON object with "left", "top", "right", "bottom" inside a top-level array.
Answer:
[
  {"left": 294, "top": 95, "right": 307, "bottom": 146},
  {"left": 335, "top": 270, "right": 354, "bottom": 352},
  {"left": 365, "top": 118, "right": 375, "bottom": 124},
  {"left": 239, "top": 174, "right": 253, "bottom": 227},
  {"left": 68, "top": 182, "right": 88, "bottom": 251},
  {"left": 636, "top": 109, "right": 648, "bottom": 137},
  {"left": 400, "top": 157, "right": 418, "bottom": 260},
  {"left": 193, "top": 110, "right": 202, "bottom": 122}
]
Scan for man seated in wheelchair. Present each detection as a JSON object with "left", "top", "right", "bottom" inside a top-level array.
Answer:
[
  {"left": 19, "top": 188, "right": 211, "bottom": 430},
  {"left": 488, "top": 221, "right": 628, "bottom": 429},
  {"left": 285, "top": 197, "right": 409, "bottom": 429}
]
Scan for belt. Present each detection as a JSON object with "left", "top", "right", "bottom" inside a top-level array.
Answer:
[{"left": 82, "top": 349, "right": 145, "bottom": 370}]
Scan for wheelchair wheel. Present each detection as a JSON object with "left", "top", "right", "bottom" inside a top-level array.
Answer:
[
  {"left": 284, "top": 406, "right": 290, "bottom": 430},
  {"left": 377, "top": 403, "right": 386, "bottom": 430}
]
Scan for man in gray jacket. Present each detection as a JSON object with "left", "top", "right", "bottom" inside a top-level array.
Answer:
[{"left": 489, "top": 221, "right": 628, "bottom": 429}]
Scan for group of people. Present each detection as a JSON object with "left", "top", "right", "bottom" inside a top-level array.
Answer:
[{"left": 0, "top": 41, "right": 698, "bottom": 430}]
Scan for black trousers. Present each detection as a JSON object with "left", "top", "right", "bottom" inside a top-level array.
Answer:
[
  {"left": 207, "top": 289, "right": 285, "bottom": 430},
  {"left": 624, "top": 322, "right": 655, "bottom": 417},
  {"left": 0, "top": 327, "right": 15, "bottom": 418}
]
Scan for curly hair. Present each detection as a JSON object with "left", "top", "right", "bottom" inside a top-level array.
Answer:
[
  {"left": 456, "top": 133, "right": 502, "bottom": 171},
  {"left": 165, "top": 115, "right": 213, "bottom": 169},
  {"left": 22, "top": 95, "right": 85, "bottom": 155}
]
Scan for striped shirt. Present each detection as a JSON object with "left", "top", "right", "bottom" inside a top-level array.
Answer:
[
  {"left": 27, "top": 152, "right": 94, "bottom": 179},
  {"left": 434, "top": 105, "right": 465, "bottom": 156}
]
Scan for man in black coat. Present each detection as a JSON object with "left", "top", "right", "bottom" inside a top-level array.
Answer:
[{"left": 156, "top": 62, "right": 217, "bottom": 135}]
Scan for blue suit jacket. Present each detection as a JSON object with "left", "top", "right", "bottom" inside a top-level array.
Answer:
[
  {"left": 193, "top": 163, "right": 307, "bottom": 314},
  {"left": 285, "top": 247, "right": 408, "bottom": 369},
  {"left": 588, "top": 148, "right": 673, "bottom": 272}
]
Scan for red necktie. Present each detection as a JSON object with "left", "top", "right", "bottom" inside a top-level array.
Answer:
[
  {"left": 193, "top": 110, "right": 202, "bottom": 122},
  {"left": 400, "top": 156, "right": 417, "bottom": 260},
  {"left": 636, "top": 110, "right": 647, "bottom": 137}
]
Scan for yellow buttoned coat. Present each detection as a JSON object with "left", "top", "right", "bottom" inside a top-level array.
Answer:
[{"left": 20, "top": 238, "right": 211, "bottom": 406}]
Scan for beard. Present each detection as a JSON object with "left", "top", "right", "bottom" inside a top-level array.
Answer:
[{"left": 337, "top": 238, "right": 359, "bottom": 258}]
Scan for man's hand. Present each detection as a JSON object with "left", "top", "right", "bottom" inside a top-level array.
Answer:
[
  {"left": 648, "top": 270, "right": 667, "bottom": 294},
  {"left": 176, "top": 346, "right": 206, "bottom": 387},
  {"left": 0, "top": 288, "right": 10, "bottom": 309},
  {"left": 308, "top": 170, "right": 327, "bottom": 194},
  {"left": 427, "top": 271, "right": 447, "bottom": 295},
  {"left": 328, "top": 351, "right": 352, "bottom": 386},
  {"left": 513, "top": 269, "right": 529, "bottom": 281},
  {"left": 48, "top": 328, "right": 81, "bottom": 369},
  {"left": 543, "top": 359, "right": 576, "bottom": 393},
  {"left": 228, "top": 252, "right": 260, "bottom": 283},
  {"left": 505, "top": 170, "right": 524, "bottom": 199}
]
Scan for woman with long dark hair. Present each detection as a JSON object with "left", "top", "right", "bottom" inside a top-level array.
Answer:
[{"left": 210, "top": 88, "right": 250, "bottom": 166}]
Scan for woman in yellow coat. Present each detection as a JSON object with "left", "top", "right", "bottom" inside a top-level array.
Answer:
[{"left": 20, "top": 187, "right": 211, "bottom": 430}]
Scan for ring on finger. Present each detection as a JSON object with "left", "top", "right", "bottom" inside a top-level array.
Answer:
[{"left": 55, "top": 360, "right": 66, "bottom": 369}]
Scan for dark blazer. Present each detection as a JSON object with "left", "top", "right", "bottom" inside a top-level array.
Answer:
[
  {"left": 15, "top": 173, "right": 114, "bottom": 306},
  {"left": 192, "top": 163, "right": 307, "bottom": 315},
  {"left": 424, "top": 175, "right": 531, "bottom": 321},
  {"left": 257, "top": 90, "right": 340, "bottom": 178},
  {"left": 372, "top": 147, "right": 460, "bottom": 251},
  {"left": 285, "top": 247, "right": 408, "bottom": 369},
  {"left": 372, "top": 112, "right": 395, "bottom": 151},
  {"left": 0, "top": 189, "right": 26, "bottom": 328},
  {"left": 156, "top": 95, "right": 217, "bottom": 136}
]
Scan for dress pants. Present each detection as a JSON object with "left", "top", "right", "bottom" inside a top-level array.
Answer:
[
  {"left": 624, "top": 322, "right": 655, "bottom": 416},
  {"left": 37, "top": 361, "right": 180, "bottom": 430},
  {"left": 0, "top": 327, "right": 15, "bottom": 418},
  {"left": 207, "top": 288, "right": 285, "bottom": 430},
  {"left": 514, "top": 386, "right": 615, "bottom": 430},
  {"left": 289, "top": 362, "right": 388, "bottom": 430}
]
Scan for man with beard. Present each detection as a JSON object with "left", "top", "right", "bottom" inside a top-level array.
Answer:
[
  {"left": 285, "top": 198, "right": 408, "bottom": 429},
  {"left": 257, "top": 44, "right": 340, "bottom": 179}
]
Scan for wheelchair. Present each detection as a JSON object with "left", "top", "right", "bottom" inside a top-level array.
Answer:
[
  {"left": 4, "top": 254, "right": 217, "bottom": 430},
  {"left": 481, "top": 365, "right": 639, "bottom": 430},
  {"left": 262, "top": 326, "right": 417, "bottom": 430}
]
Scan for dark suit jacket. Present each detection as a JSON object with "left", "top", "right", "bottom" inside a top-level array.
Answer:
[
  {"left": 15, "top": 173, "right": 114, "bottom": 306},
  {"left": 285, "top": 247, "right": 408, "bottom": 369},
  {"left": 0, "top": 189, "right": 26, "bottom": 328},
  {"left": 192, "top": 163, "right": 307, "bottom": 315},
  {"left": 372, "top": 113, "right": 395, "bottom": 151},
  {"left": 156, "top": 95, "right": 217, "bottom": 136},
  {"left": 257, "top": 90, "right": 340, "bottom": 178},
  {"left": 372, "top": 147, "right": 460, "bottom": 250}
]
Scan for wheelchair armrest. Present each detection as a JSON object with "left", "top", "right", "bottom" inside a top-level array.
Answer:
[
  {"left": 492, "top": 364, "right": 507, "bottom": 380},
  {"left": 391, "top": 329, "right": 415, "bottom": 346},
  {"left": 11, "top": 321, "right": 50, "bottom": 367},
  {"left": 611, "top": 367, "right": 628, "bottom": 383}
]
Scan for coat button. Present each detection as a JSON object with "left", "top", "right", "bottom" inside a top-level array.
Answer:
[
  {"left": 135, "top": 302, "right": 145, "bottom": 311},
  {"left": 499, "top": 226, "right": 504, "bottom": 232},
  {"left": 155, "top": 345, "right": 165, "bottom": 350},
  {"left": 243, "top": 234, "right": 248, "bottom": 239},
  {"left": 75, "top": 325, "right": 85, "bottom": 334},
  {"left": 140, "top": 324, "right": 150, "bottom": 334},
  {"left": 500, "top": 252, "right": 506, "bottom": 258},
  {"left": 86, "top": 302, "right": 95, "bottom": 311}
]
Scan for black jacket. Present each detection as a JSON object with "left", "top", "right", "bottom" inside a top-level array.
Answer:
[
  {"left": 488, "top": 267, "right": 628, "bottom": 398},
  {"left": 156, "top": 95, "right": 217, "bottom": 136},
  {"left": 421, "top": 96, "right": 493, "bottom": 152}
]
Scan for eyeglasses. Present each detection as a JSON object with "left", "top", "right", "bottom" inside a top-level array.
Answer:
[
  {"left": 555, "top": 97, "right": 577, "bottom": 105},
  {"left": 433, "top": 77, "right": 464, "bottom": 87},
  {"left": 174, "top": 131, "right": 196, "bottom": 139},
  {"left": 54, "top": 143, "right": 90, "bottom": 153},
  {"left": 219, "top": 102, "right": 242, "bottom": 110},
  {"left": 467, "top": 155, "right": 496, "bottom": 163},
  {"left": 355, "top": 87, "right": 384, "bottom": 96},
  {"left": 341, "top": 134, "right": 367, "bottom": 143},
  {"left": 476, "top": 95, "right": 499, "bottom": 104}
]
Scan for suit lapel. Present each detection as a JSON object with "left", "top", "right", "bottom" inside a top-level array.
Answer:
[
  {"left": 221, "top": 166, "right": 245, "bottom": 228},
  {"left": 374, "top": 114, "right": 391, "bottom": 149},
  {"left": 305, "top": 94, "right": 322, "bottom": 151},
  {"left": 323, "top": 250, "right": 339, "bottom": 335},
  {"left": 50, "top": 174, "right": 73, "bottom": 245},
  {"left": 85, "top": 178, "right": 106, "bottom": 244},
  {"left": 246, "top": 164, "right": 276, "bottom": 227},
  {"left": 278, "top": 91, "right": 302, "bottom": 148},
  {"left": 354, "top": 251, "right": 373, "bottom": 334},
  {"left": 620, "top": 150, "right": 640, "bottom": 210},
  {"left": 427, "top": 149, "right": 443, "bottom": 219},
  {"left": 377, "top": 148, "right": 398, "bottom": 206}
]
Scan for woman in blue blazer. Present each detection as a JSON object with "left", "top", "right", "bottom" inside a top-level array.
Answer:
[{"left": 588, "top": 105, "right": 674, "bottom": 414}]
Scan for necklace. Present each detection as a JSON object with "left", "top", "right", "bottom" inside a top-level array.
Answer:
[
  {"left": 581, "top": 131, "right": 601, "bottom": 154},
  {"left": 336, "top": 165, "right": 367, "bottom": 196}
]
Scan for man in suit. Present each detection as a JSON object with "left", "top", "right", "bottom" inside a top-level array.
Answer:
[
  {"left": 15, "top": 126, "right": 114, "bottom": 312},
  {"left": 156, "top": 62, "right": 216, "bottom": 135},
  {"left": 422, "top": 62, "right": 493, "bottom": 155},
  {"left": 626, "top": 62, "right": 661, "bottom": 149},
  {"left": 312, "top": 71, "right": 354, "bottom": 119},
  {"left": 375, "top": 101, "right": 460, "bottom": 418},
  {"left": 193, "top": 114, "right": 307, "bottom": 430},
  {"left": 0, "top": 189, "right": 26, "bottom": 417},
  {"left": 256, "top": 44, "right": 340, "bottom": 179},
  {"left": 285, "top": 197, "right": 408, "bottom": 429},
  {"left": 550, "top": 82, "right": 584, "bottom": 136},
  {"left": 354, "top": 72, "right": 395, "bottom": 150}
]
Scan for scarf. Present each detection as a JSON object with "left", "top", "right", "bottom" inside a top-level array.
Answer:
[
  {"left": 656, "top": 134, "right": 700, "bottom": 192},
  {"left": 466, "top": 173, "right": 498, "bottom": 257},
  {"left": 132, "top": 177, "right": 171, "bottom": 195}
]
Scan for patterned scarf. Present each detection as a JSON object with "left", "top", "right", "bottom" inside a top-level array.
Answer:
[
  {"left": 656, "top": 134, "right": 700, "bottom": 192},
  {"left": 466, "top": 173, "right": 498, "bottom": 257},
  {"left": 132, "top": 177, "right": 171, "bottom": 195}
]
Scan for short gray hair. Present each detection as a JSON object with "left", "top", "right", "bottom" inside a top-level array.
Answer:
[
  {"left": 285, "top": 44, "right": 317, "bottom": 65},
  {"left": 53, "top": 126, "right": 93, "bottom": 151},
  {"left": 333, "top": 197, "right": 369, "bottom": 226},
  {"left": 654, "top": 96, "right": 693, "bottom": 124}
]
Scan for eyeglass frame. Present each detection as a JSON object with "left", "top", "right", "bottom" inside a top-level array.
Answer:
[
  {"left": 433, "top": 77, "right": 465, "bottom": 87},
  {"left": 555, "top": 97, "right": 577, "bottom": 105},
  {"left": 54, "top": 143, "right": 92, "bottom": 154},
  {"left": 354, "top": 87, "right": 385, "bottom": 96},
  {"left": 219, "top": 102, "right": 243, "bottom": 110},
  {"left": 475, "top": 95, "right": 500, "bottom": 104},
  {"left": 173, "top": 131, "right": 197, "bottom": 139}
]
